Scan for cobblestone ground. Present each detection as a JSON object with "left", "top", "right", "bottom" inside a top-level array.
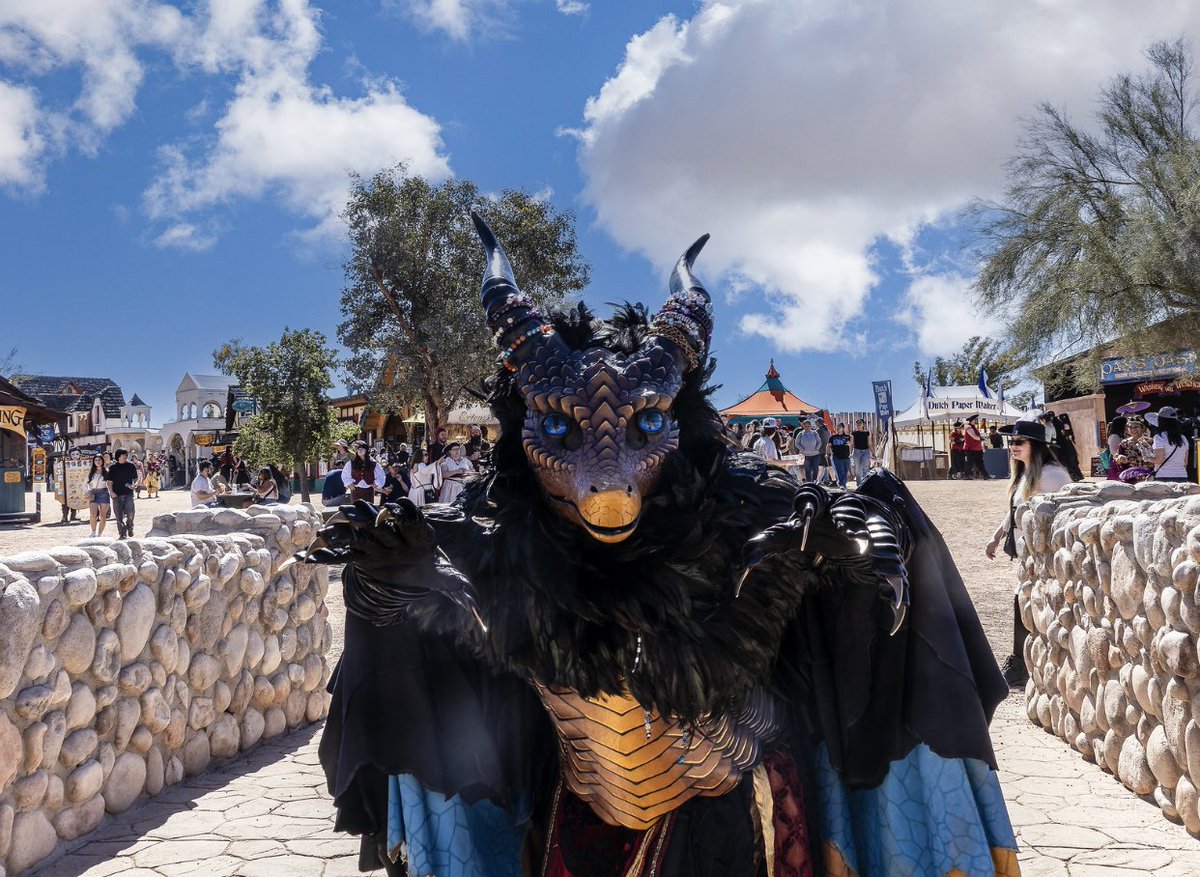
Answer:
[{"left": 14, "top": 478, "right": 1200, "bottom": 875}]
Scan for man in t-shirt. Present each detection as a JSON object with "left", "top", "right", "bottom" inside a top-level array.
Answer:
[
  {"left": 427, "top": 427, "right": 448, "bottom": 464},
  {"left": 793, "top": 419, "right": 823, "bottom": 483},
  {"left": 828, "top": 423, "right": 853, "bottom": 487},
  {"left": 106, "top": 449, "right": 139, "bottom": 539},
  {"left": 752, "top": 418, "right": 783, "bottom": 465},
  {"left": 850, "top": 419, "right": 873, "bottom": 485},
  {"left": 963, "top": 414, "right": 987, "bottom": 479},
  {"left": 190, "top": 460, "right": 221, "bottom": 507}
]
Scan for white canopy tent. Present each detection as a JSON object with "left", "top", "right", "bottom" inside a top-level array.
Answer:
[{"left": 894, "top": 385, "right": 1026, "bottom": 427}]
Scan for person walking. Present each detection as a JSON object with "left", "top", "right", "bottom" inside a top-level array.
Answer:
[
  {"left": 342, "top": 441, "right": 385, "bottom": 503},
  {"left": 132, "top": 453, "right": 146, "bottom": 499},
  {"left": 86, "top": 453, "right": 110, "bottom": 537},
  {"left": 985, "top": 420, "right": 1072, "bottom": 686},
  {"left": 794, "top": 419, "right": 823, "bottom": 483},
  {"left": 829, "top": 423, "right": 852, "bottom": 488},
  {"left": 144, "top": 454, "right": 161, "bottom": 499},
  {"left": 106, "top": 449, "right": 139, "bottom": 539},
  {"left": 1148, "top": 406, "right": 1191, "bottom": 483},
  {"left": 407, "top": 448, "right": 441, "bottom": 507},
  {"left": 851, "top": 419, "right": 873, "bottom": 485}
]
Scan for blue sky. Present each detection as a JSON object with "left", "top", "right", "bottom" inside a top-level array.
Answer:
[{"left": 1, "top": 1, "right": 1195, "bottom": 424}]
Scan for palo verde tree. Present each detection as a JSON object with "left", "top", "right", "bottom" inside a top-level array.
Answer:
[
  {"left": 973, "top": 38, "right": 1200, "bottom": 392},
  {"left": 339, "top": 166, "right": 589, "bottom": 433},
  {"left": 213, "top": 328, "right": 340, "bottom": 503}
]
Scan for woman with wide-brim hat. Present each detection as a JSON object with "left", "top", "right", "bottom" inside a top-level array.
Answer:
[
  {"left": 1147, "top": 406, "right": 1191, "bottom": 483},
  {"left": 986, "top": 419, "right": 1073, "bottom": 686}
]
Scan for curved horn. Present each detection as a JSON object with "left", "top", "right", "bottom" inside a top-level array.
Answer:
[
  {"left": 669, "top": 234, "right": 711, "bottom": 302},
  {"left": 650, "top": 234, "right": 713, "bottom": 372},
  {"left": 471, "top": 210, "right": 565, "bottom": 371}
]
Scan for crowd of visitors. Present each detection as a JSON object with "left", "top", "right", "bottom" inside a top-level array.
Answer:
[
  {"left": 68, "top": 448, "right": 169, "bottom": 536},
  {"left": 730, "top": 415, "right": 875, "bottom": 487},
  {"left": 320, "top": 424, "right": 493, "bottom": 509}
]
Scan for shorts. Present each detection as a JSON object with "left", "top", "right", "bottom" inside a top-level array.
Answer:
[{"left": 90, "top": 490, "right": 110, "bottom": 509}]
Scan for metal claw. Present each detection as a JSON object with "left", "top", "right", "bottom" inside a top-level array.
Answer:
[
  {"left": 889, "top": 603, "right": 908, "bottom": 637},
  {"left": 734, "top": 565, "right": 754, "bottom": 598},
  {"left": 799, "top": 511, "right": 813, "bottom": 552}
]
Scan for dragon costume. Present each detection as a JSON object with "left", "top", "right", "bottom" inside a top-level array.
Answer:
[{"left": 313, "top": 214, "right": 1020, "bottom": 877}]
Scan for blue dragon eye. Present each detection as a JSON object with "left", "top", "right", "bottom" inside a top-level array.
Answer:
[
  {"left": 637, "top": 410, "right": 666, "bottom": 434},
  {"left": 541, "top": 413, "right": 570, "bottom": 437}
]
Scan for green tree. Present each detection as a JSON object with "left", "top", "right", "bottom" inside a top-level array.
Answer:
[
  {"left": 912, "top": 336, "right": 1032, "bottom": 406},
  {"left": 339, "top": 165, "right": 589, "bottom": 432},
  {"left": 213, "top": 328, "right": 339, "bottom": 503},
  {"left": 973, "top": 38, "right": 1200, "bottom": 392}
]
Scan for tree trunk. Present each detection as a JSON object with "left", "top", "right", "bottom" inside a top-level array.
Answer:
[{"left": 298, "top": 462, "right": 311, "bottom": 504}]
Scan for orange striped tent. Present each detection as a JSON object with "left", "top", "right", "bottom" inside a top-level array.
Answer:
[{"left": 720, "top": 361, "right": 822, "bottom": 428}]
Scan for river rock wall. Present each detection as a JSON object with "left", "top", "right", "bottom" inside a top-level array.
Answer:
[
  {"left": 1018, "top": 479, "right": 1200, "bottom": 830},
  {"left": 0, "top": 504, "right": 330, "bottom": 876}
]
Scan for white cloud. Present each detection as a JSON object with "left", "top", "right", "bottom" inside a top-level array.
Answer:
[
  {"left": 556, "top": 0, "right": 588, "bottom": 16},
  {"left": 0, "top": 0, "right": 452, "bottom": 244},
  {"left": 0, "top": 82, "right": 45, "bottom": 191},
  {"left": 0, "top": 0, "right": 185, "bottom": 152},
  {"left": 895, "top": 272, "right": 1002, "bottom": 357},
  {"left": 145, "top": 1, "right": 451, "bottom": 243},
  {"left": 574, "top": 0, "right": 1197, "bottom": 353},
  {"left": 392, "top": 0, "right": 511, "bottom": 42}
]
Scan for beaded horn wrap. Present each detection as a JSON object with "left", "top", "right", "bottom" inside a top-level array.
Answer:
[
  {"left": 472, "top": 210, "right": 569, "bottom": 372},
  {"left": 650, "top": 235, "right": 713, "bottom": 372}
]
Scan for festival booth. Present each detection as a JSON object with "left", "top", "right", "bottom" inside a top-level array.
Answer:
[
  {"left": 893, "top": 385, "right": 1026, "bottom": 479},
  {"left": 0, "top": 375, "right": 68, "bottom": 523},
  {"left": 720, "top": 361, "right": 821, "bottom": 427}
]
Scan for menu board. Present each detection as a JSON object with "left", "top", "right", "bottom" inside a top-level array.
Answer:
[{"left": 55, "top": 458, "right": 92, "bottom": 510}]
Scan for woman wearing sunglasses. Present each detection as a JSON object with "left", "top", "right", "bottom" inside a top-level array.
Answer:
[{"left": 986, "top": 419, "right": 1073, "bottom": 686}]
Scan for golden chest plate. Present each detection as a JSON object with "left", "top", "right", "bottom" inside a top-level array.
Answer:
[{"left": 534, "top": 683, "right": 778, "bottom": 831}]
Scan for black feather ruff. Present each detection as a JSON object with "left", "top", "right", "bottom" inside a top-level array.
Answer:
[{"left": 413, "top": 304, "right": 818, "bottom": 725}]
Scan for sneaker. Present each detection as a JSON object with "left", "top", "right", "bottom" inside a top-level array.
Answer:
[{"left": 1000, "top": 654, "right": 1028, "bottom": 687}]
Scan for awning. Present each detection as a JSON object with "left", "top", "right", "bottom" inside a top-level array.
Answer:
[{"left": 893, "top": 386, "right": 1026, "bottom": 426}]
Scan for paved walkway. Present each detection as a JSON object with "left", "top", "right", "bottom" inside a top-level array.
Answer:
[
  {"left": 27, "top": 692, "right": 1200, "bottom": 876},
  {"left": 993, "top": 696, "right": 1200, "bottom": 876}
]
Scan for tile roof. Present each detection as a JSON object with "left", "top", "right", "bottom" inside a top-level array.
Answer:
[
  {"left": 11, "top": 374, "right": 127, "bottom": 418},
  {"left": 128, "top": 393, "right": 148, "bottom": 407},
  {"left": 188, "top": 373, "right": 238, "bottom": 391}
]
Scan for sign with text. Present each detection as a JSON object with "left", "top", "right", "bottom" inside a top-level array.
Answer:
[
  {"left": 55, "top": 458, "right": 92, "bottom": 510},
  {"left": 1101, "top": 350, "right": 1196, "bottom": 384},
  {"left": 872, "top": 380, "right": 894, "bottom": 425},
  {"left": 0, "top": 405, "right": 27, "bottom": 438},
  {"left": 31, "top": 447, "right": 46, "bottom": 493},
  {"left": 924, "top": 397, "right": 1005, "bottom": 416}
]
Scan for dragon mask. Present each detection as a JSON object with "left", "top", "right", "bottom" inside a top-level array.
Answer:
[{"left": 472, "top": 212, "right": 713, "bottom": 543}]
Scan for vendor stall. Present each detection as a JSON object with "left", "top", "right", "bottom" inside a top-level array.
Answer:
[
  {"left": 893, "top": 385, "right": 1026, "bottom": 479},
  {"left": 0, "top": 375, "right": 68, "bottom": 523}
]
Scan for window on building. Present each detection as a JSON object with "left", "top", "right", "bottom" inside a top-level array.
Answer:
[
  {"left": 202, "top": 402, "right": 221, "bottom": 419},
  {"left": 189, "top": 403, "right": 197, "bottom": 419}
]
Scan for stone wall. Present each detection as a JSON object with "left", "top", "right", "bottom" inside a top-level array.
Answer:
[
  {"left": 0, "top": 504, "right": 330, "bottom": 876},
  {"left": 1018, "top": 479, "right": 1200, "bottom": 831}
]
